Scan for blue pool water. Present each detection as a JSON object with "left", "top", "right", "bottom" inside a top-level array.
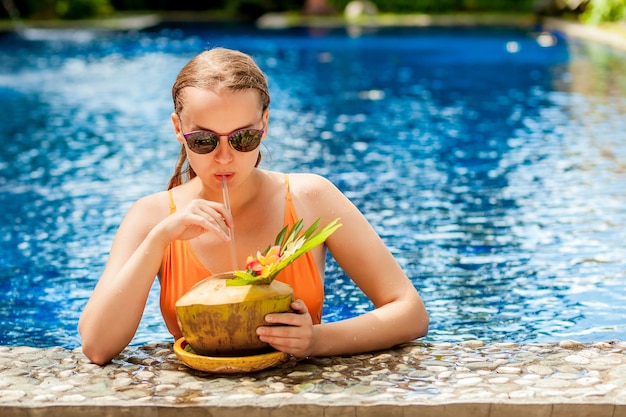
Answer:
[{"left": 1, "top": 22, "right": 625, "bottom": 348}]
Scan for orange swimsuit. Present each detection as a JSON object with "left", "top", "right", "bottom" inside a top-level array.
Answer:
[{"left": 159, "top": 175, "right": 324, "bottom": 340}]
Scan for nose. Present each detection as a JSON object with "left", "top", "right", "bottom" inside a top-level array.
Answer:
[{"left": 213, "top": 135, "right": 233, "bottom": 163}]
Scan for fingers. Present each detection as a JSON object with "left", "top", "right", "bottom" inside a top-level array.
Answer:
[
  {"left": 160, "top": 197, "right": 234, "bottom": 243},
  {"left": 190, "top": 214, "right": 231, "bottom": 241},
  {"left": 290, "top": 299, "right": 308, "bottom": 314},
  {"left": 264, "top": 300, "right": 308, "bottom": 325},
  {"left": 257, "top": 300, "right": 315, "bottom": 358},
  {"left": 182, "top": 199, "right": 233, "bottom": 241}
]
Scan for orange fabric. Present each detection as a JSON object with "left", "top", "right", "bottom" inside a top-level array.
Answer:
[{"left": 159, "top": 175, "right": 324, "bottom": 340}]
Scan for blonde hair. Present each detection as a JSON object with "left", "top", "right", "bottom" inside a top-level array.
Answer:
[{"left": 167, "top": 48, "right": 270, "bottom": 190}]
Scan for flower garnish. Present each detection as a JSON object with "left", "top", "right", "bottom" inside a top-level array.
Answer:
[{"left": 226, "top": 218, "right": 342, "bottom": 286}]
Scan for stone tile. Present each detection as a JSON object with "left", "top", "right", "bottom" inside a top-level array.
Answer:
[
  {"left": 489, "top": 403, "right": 552, "bottom": 417},
  {"left": 442, "top": 403, "right": 490, "bottom": 417},
  {"left": 402, "top": 405, "right": 445, "bottom": 417},
  {"left": 613, "top": 404, "right": 626, "bottom": 417},
  {"left": 551, "top": 403, "right": 615, "bottom": 417},
  {"left": 356, "top": 404, "right": 404, "bottom": 417},
  {"left": 267, "top": 404, "right": 323, "bottom": 417},
  {"left": 322, "top": 406, "right": 357, "bottom": 417}
]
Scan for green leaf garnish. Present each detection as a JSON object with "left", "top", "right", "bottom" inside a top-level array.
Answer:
[{"left": 226, "top": 218, "right": 341, "bottom": 286}]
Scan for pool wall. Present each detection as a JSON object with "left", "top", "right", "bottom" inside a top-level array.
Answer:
[{"left": 1, "top": 340, "right": 625, "bottom": 417}]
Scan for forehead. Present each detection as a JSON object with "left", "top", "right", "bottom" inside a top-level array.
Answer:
[
  {"left": 179, "top": 88, "right": 265, "bottom": 134},
  {"left": 181, "top": 87, "right": 262, "bottom": 119}
]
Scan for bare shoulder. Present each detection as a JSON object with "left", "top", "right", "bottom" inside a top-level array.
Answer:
[
  {"left": 287, "top": 172, "right": 341, "bottom": 199},
  {"left": 120, "top": 191, "right": 171, "bottom": 231},
  {"left": 287, "top": 173, "right": 355, "bottom": 221}
]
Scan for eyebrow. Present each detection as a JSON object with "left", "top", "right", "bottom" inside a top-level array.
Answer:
[{"left": 188, "top": 118, "right": 261, "bottom": 134}]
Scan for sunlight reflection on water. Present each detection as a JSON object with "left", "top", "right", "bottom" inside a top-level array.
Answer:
[{"left": 0, "top": 24, "right": 624, "bottom": 347}]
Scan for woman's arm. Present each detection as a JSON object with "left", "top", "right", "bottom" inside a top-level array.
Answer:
[
  {"left": 79, "top": 192, "right": 233, "bottom": 365},
  {"left": 258, "top": 174, "right": 428, "bottom": 357},
  {"left": 78, "top": 195, "right": 170, "bottom": 365}
]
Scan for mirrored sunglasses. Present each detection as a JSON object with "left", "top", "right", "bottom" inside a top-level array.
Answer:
[{"left": 182, "top": 127, "right": 264, "bottom": 154}]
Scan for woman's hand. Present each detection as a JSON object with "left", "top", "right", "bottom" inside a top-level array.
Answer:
[
  {"left": 256, "top": 299, "right": 316, "bottom": 358},
  {"left": 159, "top": 198, "right": 232, "bottom": 243}
]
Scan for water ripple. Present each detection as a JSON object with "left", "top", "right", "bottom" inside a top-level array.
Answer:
[{"left": 0, "top": 25, "right": 625, "bottom": 347}]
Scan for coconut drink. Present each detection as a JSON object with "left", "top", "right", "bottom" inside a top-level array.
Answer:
[
  {"left": 175, "top": 218, "right": 341, "bottom": 358},
  {"left": 175, "top": 273, "right": 294, "bottom": 356}
]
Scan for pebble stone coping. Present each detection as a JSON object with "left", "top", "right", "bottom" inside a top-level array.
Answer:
[{"left": 1, "top": 340, "right": 625, "bottom": 417}]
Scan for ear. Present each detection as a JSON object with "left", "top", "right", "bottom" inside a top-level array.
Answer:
[
  {"left": 261, "top": 108, "right": 269, "bottom": 139},
  {"left": 172, "top": 112, "right": 185, "bottom": 145}
]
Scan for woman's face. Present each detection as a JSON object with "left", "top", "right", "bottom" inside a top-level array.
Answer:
[{"left": 173, "top": 87, "right": 268, "bottom": 190}]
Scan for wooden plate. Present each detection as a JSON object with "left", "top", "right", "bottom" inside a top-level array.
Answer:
[{"left": 174, "top": 338, "right": 290, "bottom": 373}]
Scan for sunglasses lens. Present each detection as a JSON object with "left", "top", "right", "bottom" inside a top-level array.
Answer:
[
  {"left": 186, "top": 132, "right": 219, "bottom": 154},
  {"left": 230, "top": 129, "right": 263, "bottom": 152}
]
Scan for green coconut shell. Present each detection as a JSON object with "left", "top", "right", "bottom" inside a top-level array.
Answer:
[{"left": 175, "top": 272, "right": 294, "bottom": 356}]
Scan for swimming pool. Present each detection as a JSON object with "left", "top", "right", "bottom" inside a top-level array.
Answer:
[{"left": 0, "top": 22, "right": 624, "bottom": 348}]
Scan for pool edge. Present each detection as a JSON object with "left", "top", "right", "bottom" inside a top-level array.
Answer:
[{"left": 1, "top": 340, "right": 625, "bottom": 416}]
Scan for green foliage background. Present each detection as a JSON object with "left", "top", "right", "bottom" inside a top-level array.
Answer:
[
  {"left": 2, "top": 0, "right": 625, "bottom": 22},
  {"left": 329, "top": 0, "right": 536, "bottom": 13},
  {"left": 581, "top": 0, "right": 626, "bottom": 24}
]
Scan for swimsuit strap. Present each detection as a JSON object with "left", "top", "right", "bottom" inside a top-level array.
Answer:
[
  {"left": 285, "top": 174, "right": 292, "bottom": 203},
  {"left": 167, "top": 190, "right": 176, "bottom": 214}
]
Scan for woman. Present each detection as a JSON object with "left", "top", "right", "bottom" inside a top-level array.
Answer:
[{"left": 79, "top": 47, "right": 428, "bottom": 365}]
